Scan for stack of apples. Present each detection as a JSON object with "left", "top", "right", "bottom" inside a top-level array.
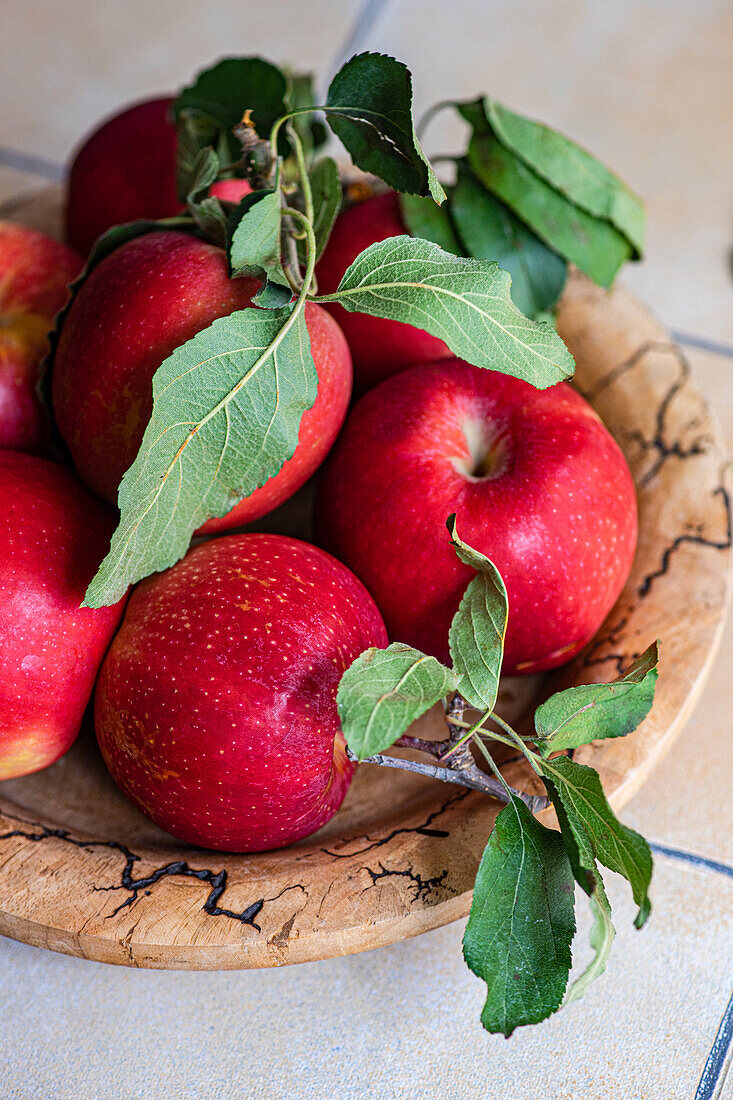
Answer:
[{"left": 0, "top": 96, "right": 636, "bottom": 852}]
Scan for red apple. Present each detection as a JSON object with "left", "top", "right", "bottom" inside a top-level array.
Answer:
[
  {"left": 0, "top": 223, "right": 82, "bottom": 454},
  {"left": 209, "top": 178, "right": 252, "bottom": 204},
  {"left": 51, "top": 230, "right": 352, "bottom": 531},
  {"left": 316, "top": 358, "right": 637, "bottom": 675},
  {"left": 65, "top": 97, "right": 179, "bottom": 255},
  {"left": 65, "top": 96, "right": 253, "bottom": 255},
  {"left": 316, "top": 191, "right": 450, "bottom": 393},
  {"left": 0, "top": 450, "right": 125, "bottom": 780},
  {"left": 94, "top": 533, "right": 387, "bottom": 851}
]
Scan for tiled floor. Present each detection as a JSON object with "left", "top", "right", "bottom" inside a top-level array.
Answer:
[
  {"left": 2, "top": 0, "right": 731, "bottom": 347},
  {"left": 0, "top": 2, "right": 731, "bottom": 1098}
]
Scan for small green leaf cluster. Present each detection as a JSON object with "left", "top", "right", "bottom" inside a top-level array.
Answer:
[
  {"left": 72, "top": 52, "right": 574, "bottom": 607},
  {"left": 337, "top": 516, "right": 659, "bottom": 1036},
  {"left": 399, "top": 95, "right": 645, "bottom": 318}
]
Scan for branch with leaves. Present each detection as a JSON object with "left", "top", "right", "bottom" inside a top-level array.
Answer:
[
  {"left": 405, "top": 94, "right": 645, "bottom": 316},
  {"left": 40, "top": 51, "right": 646, "bottom": 607},
  {"left": 45, "top": 49, "right": 616, "bottom": 608},
  {"left": 337, "top": 515, "right": 659, "bottom": 1036}
]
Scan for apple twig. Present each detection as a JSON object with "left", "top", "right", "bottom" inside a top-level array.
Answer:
[
  {"left": 395, "top": 733, "right": 451, "bottom": 756},
  {"left": 346, "top": 746, "right": 549, "bottom": 809},
  {"left": 352, "top": 690, "right": 549, "bottom": 813},
  {"left": 444, "top": 691, "right": 478, "bottom": 772}
]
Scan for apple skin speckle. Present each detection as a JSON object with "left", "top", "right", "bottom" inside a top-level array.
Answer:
[
  {"left": 315, "top": 358, "right": 638, "bottom": 675},
  {"left": 94, "top": 533, "right": 388, "bottom": 852}
]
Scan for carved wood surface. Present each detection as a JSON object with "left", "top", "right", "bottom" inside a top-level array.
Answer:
[{"left": 0, "top": 190, "right": 730, "bottom": 969}]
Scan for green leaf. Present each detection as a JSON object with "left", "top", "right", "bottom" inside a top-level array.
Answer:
[
  {"left": 325, "top": 52, "right": 445, "bottom": 202},
  {"left": 543, "top": 771, "right": 595, "bottom": 896},
  {"left": 175, "top": 110, "right": 224, "bottom": 203},
  {"left": 184, "top": 146, "right": 227, "bottom": 244},
  {"left": 84, "top": 306, "right": 316, "bottom": 607},
  {"left": 540, "top": 756, "right": 653, "bottom": 928},
  {"left": 308, "top": 157, "right": 342, "bottom": 262},
  {"left": 252, "top": 282, "right": 293, "bottom": 309},
  {"left": 296, "top": 158, "right": 341, "bottom": 269},
  {"left": 450, "top": 163, "right": 567, "bottom": 318},
  {"left": 286, "top": 71, "right": 328, "bottom": 155},
  {"left": 398, "top": 192, "right": 465, "bottom": 255},
  {"left": 446, "top": 514, "right": 507, "bottom": 712},
  {"left": 534, "top": 642, "right": 659, "bottom": 757},
  {"left": 319, "top": 235, "right": 574, "bottom": 388},
  {"left": 456, "top": 97, "right": 488, "bottom": 133},
  {"left": 226, "top": 183, "right": 289, "bottom": 294},
  {"left": 541, "top": 770, "right": 616, "bottom": 1003},
  {"left": 463, "top": 795, "right": 576, "bottom": 1036},
  {"left": 483, "top": 97, "right": 645, "bottom": 256},
  {"left": 173, "top": 56, "right": 288, "bottom": 149},
  {"left": 565, "top": 877, "right": 615, "bottom": 1005},
  {"left": 467, "top": 130, "right": 631, "bottom": 288},
  {"left": 337, "top": 642, "right": 457, "bottom": 761}
]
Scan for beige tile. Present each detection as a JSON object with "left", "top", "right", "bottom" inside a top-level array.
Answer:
[
  {"left": 0, "top": 1, "right": 353, "bottom": 160},
  {"left": 0, "top": 855, "right": 731, "bottom": 1099},
  {"left": 0, "top": 166, "right": 47, "bottom": 207},
  {"left": 2, "top": 1, "right": 730, "bottom": 344},
  {"left": 359, "top": 0, "right": 733, "bottom": 344}
]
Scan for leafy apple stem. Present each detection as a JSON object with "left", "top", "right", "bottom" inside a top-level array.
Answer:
[
  {"left": 439, "top": 708, "right": 494, "bottom": 761},
  {"left": 487, "top": 712, "right": 540, "bottom": 762},
  {"left": 287, "top": 123, "right": 314, "bottom": 226},
  {"left": 441, "top": 723, "right": 522, "bottom": 763},
  {"left": 471, "top": 735, "right": 515, "bottom": 800},
  {"left": 396, "top": 734, "right": 451, "bottom": 756},
  {"left": 441, "top": 705, "right": 543, "bottom": 776},
  {"left": 416, "top": 98, "right": 458, "bottom": 139},
  {"left": 345, "top": 746, "right": 547, "bottom": 811},
  {"left": 281, "top": 207, "right": 317, "bottom": 296},
  {"left": 269, "top": 108, "right": 318, "bottom": 159},
  {"left": 271, "top": 103, "right": 427, "bottom": 161}
]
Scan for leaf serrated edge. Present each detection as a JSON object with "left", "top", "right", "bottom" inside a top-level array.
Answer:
[{"left": 322, "top": 235, "right": 574, "bottom": 383}]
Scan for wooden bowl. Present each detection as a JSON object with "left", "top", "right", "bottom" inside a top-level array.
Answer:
[{"left": 0, "top": 190, "right": 730, "bottom": 969}]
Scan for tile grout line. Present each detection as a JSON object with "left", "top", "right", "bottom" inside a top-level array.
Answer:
[
  {"left": 649, "top": 842, "right": 733, "bottom": 879},
  {"left": 672, "top": 331, "right": 733, "bottom": 361},
  {"left": 647, "top": 843, "right": 733, "bottom": 1099},
  {"left": 694, "top": 988, "right": 733, "bottom": 1100},
  {"left": 327, "top": 0, "right": 393, "bottom": 84},
  {"left": 0, "top": 145, "right": 64, "bottom": 181}
]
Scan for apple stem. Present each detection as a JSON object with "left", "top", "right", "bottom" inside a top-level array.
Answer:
[
  {"left": 415, "top": 98, "right": 458, "bottom": 140},
  {"left": 442, "top": 691, "right": 481, "bottom": 770},
  {"left": 281, "top": 220, "right": 304, "bottom": 293},
  {"left": 345, "top": 746, "right": 547, "bottom": 810},
  {"left": 269, "top": 108, "right": 316, "bottom": 160},
  {"left": 353, "top": 690, "right": 549, "bottom": 812},
  {"left": 288, "top": 124, "right": 314, "bottom": 226},
  {"left": 396, "top": 734, "right": 451, "bottom": 756},
  {"left": 282, "top": 207, "right": 317, "bottom": 297}
]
